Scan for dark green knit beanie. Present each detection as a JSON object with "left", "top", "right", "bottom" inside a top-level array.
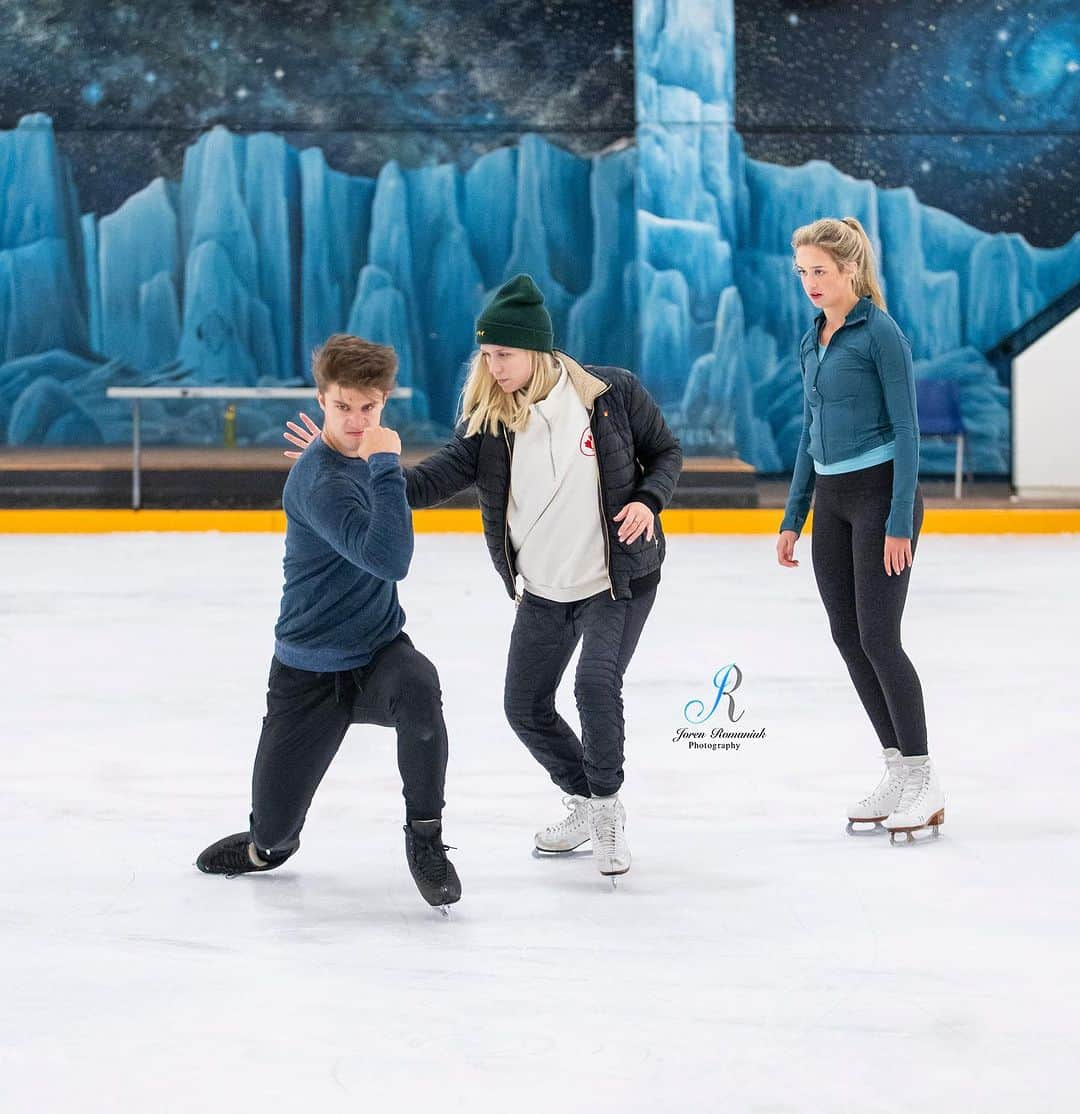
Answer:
[{"left": 474, "top": 274, "right": 554, "bottom": 352}]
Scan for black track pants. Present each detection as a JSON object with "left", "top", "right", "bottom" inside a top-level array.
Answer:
[{"left": 249, "top": 633, "right": 448, "bottom": 856}]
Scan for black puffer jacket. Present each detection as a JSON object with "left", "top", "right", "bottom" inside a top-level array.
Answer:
[{"left": 405, "top": 352, "right": 683, "bottom": 601}]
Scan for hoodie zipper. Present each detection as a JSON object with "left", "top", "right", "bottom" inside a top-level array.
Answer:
[
  {"left": 815, "top": 307, "right": 864, "bottom": 462},
  {"left": 814, "top": 335, "right": 829, "bottom": 460}
]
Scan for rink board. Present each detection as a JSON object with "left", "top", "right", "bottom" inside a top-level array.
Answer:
[{"left": 1, "top": 507, "right": 1079, "bottom": 533}]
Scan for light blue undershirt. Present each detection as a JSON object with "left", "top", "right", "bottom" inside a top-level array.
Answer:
[{"left": 812, "top": 343, "right": 897, "bottom": 475}]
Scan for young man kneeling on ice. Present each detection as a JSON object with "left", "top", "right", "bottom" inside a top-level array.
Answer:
[{"left": 196, "top": 334, "right": 461, "bottom": 911}]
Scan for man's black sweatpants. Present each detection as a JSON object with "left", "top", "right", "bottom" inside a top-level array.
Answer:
[
  {"left": 503, "top": 587, "right": 656, "bottom": 799},
  {"left": 249, "top": 632, "right": 448, "bottom": 857}
]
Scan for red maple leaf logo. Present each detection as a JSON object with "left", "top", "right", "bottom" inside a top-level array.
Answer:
[{"left": 579, "top": 429, "right": 595, "bottom": 456}]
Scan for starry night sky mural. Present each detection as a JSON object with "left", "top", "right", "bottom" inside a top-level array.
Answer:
[
  {"left": 2, "top": 1, "right": 1074, "bottom": 244},
  {"left": 736, "top": 0, "right": 1079, "bottom": 247},
  {"left": 0, "top": 0, "right": 634, "bottom": 218}
]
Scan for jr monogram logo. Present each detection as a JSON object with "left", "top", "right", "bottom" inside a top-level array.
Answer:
[{"left": 683, "top": 664, "right": 744, "bottom": 724}]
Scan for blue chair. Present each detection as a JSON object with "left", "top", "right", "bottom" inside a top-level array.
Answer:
[{"left": 916, "top": 378, "right": 965, "bottom": 499}]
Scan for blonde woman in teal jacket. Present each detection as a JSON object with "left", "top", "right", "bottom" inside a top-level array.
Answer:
[{"left": 777, "top": 217, "right": 944, "bottom": 845}]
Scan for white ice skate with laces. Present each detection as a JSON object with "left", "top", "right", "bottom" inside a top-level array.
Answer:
[
  {"left": 847, "top": 747, "right": 907, "bottom": 834},
  {"left": 588, "top": 794, "right": 630, "bottom": 884},
  {"left": 534, "top": 794, "right": 591, "bottom": 853},
  {"left": 884, "top": 759, "right": 945, "bottom": 845}
]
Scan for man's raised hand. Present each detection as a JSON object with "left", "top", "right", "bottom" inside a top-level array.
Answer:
[
  {"left": 356, "top": 427, "right": 402, "bottom": 460},
  {"left": 284, "top": 412, "right": 321, "bottom": 459}
]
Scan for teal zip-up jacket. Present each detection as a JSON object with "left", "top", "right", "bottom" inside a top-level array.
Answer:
[{"left": 780, "top": 297, "right": 920, "bottom": 538}]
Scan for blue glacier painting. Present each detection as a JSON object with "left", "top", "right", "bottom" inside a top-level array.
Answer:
[{"left": 1, "top": 0, "right": 1078, "bottom": 477}]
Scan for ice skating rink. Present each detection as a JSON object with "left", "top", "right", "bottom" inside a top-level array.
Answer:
[{"left": 3, "top": 530, "right": 1077, "bottom": 1113}]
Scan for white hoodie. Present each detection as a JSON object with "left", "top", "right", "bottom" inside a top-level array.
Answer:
[{"left": 507, "top": 367, "right": 610, "bottom": 602}]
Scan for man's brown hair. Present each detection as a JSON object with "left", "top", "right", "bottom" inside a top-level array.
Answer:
[{"left": 312, "top": 334, "right": 398, "bottom": 394}]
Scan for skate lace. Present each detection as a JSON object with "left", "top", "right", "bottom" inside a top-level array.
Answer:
[
  {"left": 213, "top": 838, "right": 256, "bottom": 874},
  {"left": 591, "top": 809, "right": 618, "bottom": 856},
  {"left": 896, "top": 765, "right": 928, "bottom": 812},
  {"left": 412, "top": 834, "right": 452, "bottom": 884},
  {"left": 860, "top": 766, "right": 904, "bottom": 807},
  {"left": 547, "top": 796, "right": 586, "bottom": 835}
]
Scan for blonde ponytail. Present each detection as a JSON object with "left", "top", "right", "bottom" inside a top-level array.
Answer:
[
  {"left": 840, "top": 217, "right": 886, "bottom": 309},
  {"left": 791, "top": 217, "right": 887, "bottom": 310}
]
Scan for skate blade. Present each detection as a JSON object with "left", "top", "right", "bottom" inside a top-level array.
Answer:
[
  {"left": 438, "top": 904, "right": 452, "bottom": 919},
  {"left": 531, "top": 846, "right": 592, "bottom": 860},
  {"left": 599, "top": 866, "right": 630, "bottom": 884},
  {"left": 846, "top": 819, "right": 888, "bottom": 836},
  {"left": 888, "top": 810, "right": 945, "bottom": 846}
]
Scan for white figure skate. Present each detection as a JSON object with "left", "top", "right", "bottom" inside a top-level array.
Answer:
[
  {"left": 534, "top": 794, "right": 591, "bottom": 853},
  {"left": 884, "top": 759, "right": 945, "bottom": 845},
  {"left": 846, "top": 747, "right": 907, "bottom": 835},
  {"left": 588, "top": 794, "right": 630, "bottom": 884}
]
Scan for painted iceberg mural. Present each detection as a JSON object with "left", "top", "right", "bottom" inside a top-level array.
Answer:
[{"left": 1, "top": 0, "right": 1078, "bottom": 477}]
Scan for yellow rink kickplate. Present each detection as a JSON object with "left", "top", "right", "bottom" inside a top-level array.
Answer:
[{"left": 1, "top": 507, "right": 1079, "bottom": 534}]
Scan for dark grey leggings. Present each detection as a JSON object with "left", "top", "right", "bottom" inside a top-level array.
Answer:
[
  {"left": 503, "top": 588, "right": 656, "bottom": 798},
  {"left": 810, "top": 461, "right": 927, "bottom": 757}
]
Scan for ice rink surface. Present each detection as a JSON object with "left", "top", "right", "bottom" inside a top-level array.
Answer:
[{"left": 2, "top": 530, "right": 1078, "bottom": 1113}]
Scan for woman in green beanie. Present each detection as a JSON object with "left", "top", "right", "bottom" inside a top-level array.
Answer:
[{"left": 286, "top": 274, "right": 683, "bottom": 881}]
